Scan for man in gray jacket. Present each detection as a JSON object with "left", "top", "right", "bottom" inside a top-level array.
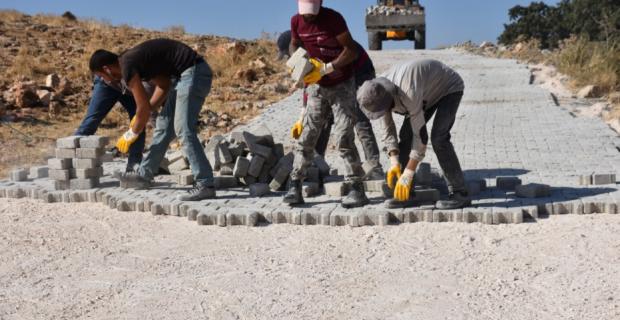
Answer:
[{"left": 357, "top": 59, "right": 470, "bottom": 209}]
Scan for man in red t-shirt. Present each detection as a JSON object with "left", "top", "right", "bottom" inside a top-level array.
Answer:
[{"left": 283, "top": 0, "right": 369, "bottom": 209}]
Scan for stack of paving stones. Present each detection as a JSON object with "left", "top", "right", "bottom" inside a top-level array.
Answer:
[{"left": 48, "top": 135, "right": 109, "bottom": 190}]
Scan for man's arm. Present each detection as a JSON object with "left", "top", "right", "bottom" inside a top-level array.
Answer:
[
  {"left": 332, "top": 31, "right": 358, "bottom": 69},
  {"left": 149, "top": 75, "right": 172, "bottom": 112},
  {"left": 127, "top": 73, "right": 152, "bottom": 134}
]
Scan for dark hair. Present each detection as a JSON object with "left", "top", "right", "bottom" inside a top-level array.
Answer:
[{"left": 89, "top": 49, "right": 118, "bottom": 72}]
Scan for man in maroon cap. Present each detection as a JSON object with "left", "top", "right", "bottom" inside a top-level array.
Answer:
[{"left": 284, "top": 0, "right": 369, "bottom": 208}]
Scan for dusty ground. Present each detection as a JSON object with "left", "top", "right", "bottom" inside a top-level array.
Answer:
[{"left": 1, "top": 198, "right": 619, "bottom": 320}]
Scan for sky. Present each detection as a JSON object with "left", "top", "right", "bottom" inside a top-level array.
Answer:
[{"left": 0, "top": 0, "right": 561, "bottom": 49}]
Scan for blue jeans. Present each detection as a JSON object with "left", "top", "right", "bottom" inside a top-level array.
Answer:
[
  {"left": 75, "top": 76, "right": 145, "bottom": 170},
  {"left": 138, "top": 61, "right": 215, "bottom": 187}
]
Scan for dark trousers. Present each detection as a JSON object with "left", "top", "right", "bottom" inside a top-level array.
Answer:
[
  {"left": 75, "top": 76, "right": 145, "bottom": 171},
  {"left": 399, "top": 92, "right": 466, "bottom": 193}
]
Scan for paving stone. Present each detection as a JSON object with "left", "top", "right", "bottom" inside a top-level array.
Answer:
[
  {"left": 49, "top": 169, "right": 71, "bottom": 181},
  {"left": 249, "top": 183, "right": 270, "bottom": 197},
  {"left": 300, "top": 209, "right": 331, "bottom": 225},
  {"left": 72, "top": 158, "right": 100, "bottom": 169},
  {"left": 312, "top": 154, "right": 331, "bottom": 177},
  {"left": 56, "top": 136, "right": 81, "bottom": 149},
  {"left": 324, "top": 181, "right": 350, "bottom": 197},
  {"left": 247, "top": 154, "right": 265, "bottom": 177},
  {"left": 54, "top": 180, "right": 70, "bottom": 190},
  {"left": 214, "top": 176, "right": 238, "bottom": 189},
  {"left": 399, "top": 208, "right": 431, "bottom": 223},
  {"left": 197, "top": 210, "right": 226, "bottom": 226},
  {"left": 579, "top": 175, "right": 592, "bottom": 186},
  {"left": 73, "top": 167, "right": 103, "bottom": 179},
  {"left": 78, "top": 135, "right": 109, "bottom": 148},
  {"left": 583, "top": 201, "right": 606, "bottom": 214},
  {"left": 243, "top": 132, "right": 273, "bottom": 159},
  {"left": 306, "top": 167, "right": 320, "bottom": 183},
  {"left": 226, "top": 209, "right": 259, "bottom": 226},
  {"left": 6, "top": 188, "right": 27, "bottom": 199},
  {"left": 177, "top": 171, "right": 194, "bottom": 186},
  {"left": 258, "top": 165, "right": 272, "bottom": 184},
  {"left": 592, "top": 174, "right": 616, "bottom": 185},
  {"left": 217, "top": 143, "right": 234, "bottom": 164},
  {"left": 29, "top": 166, "right": 49, "bottom": 179},
  {"left": 239, "top": 175, "right": 257, "bottom": 186},
  {"left": 10, "top": 169, "right": 28, "bottom": 181},
  {"left": 605, "top": 201, "right": 618, "bottom": 214},
  {"left": 205, "top": 135, "right": 225, "bottom": 171},
  {"left": 169, "top": 157, "right": 189, "bottom": 172},
  {"left": 69, "top": 178, "right": 99, "bottom": 190},
  {"left": 466, "top": 180, "right": 486, "bottom": 196},
  {"left": 228, "top": 142, "right": 246, "bottom": 159},
  {"left": 302, "top": 182, "right": 321, "bottom": 198},
  {"left": 329, "top": 209, "right": 361, "bottom": 227},
  {"left": 270, "top": 208, "right": 302, "bottom": 225},
  {"left": 496, "top": 176, "right": 522, "bottom": 190},
  {"left": 48, "top": 158, "right": 72, "bottom": 170},
  {"left": 412, "top": 188, "right": 440, "bottom": 204},
  {"left": 269, "top": 166, "right": 291, "bottom": 191},
  {"left": 233, "top": 157, "right": 250, "bottom": 178},
  {"left": 515, "top": 183, "right": 551, "bottom": 198},
  {"left": 363, "top": 180, "right": 385, "bottom": 193},
  {"left": 359, "top": 210, "right": 389, "bottom": 226},
  {"left": 55, "top": 148, "right": 76, "bottom": 159}
]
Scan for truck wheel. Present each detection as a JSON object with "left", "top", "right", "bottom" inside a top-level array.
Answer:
[
  {"left": 414, "top": 29, "right": 426, "bottom": 50},
  {"left": 368, "top": 32, "right": 382, "bottom": 51}
]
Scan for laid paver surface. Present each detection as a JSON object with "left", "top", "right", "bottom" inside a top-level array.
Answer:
[{"left": 1, "top": 49, "right": 618, "bottom": 225}]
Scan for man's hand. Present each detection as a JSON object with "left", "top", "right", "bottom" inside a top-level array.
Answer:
[
  {"left": 303, "top": 58, "right": 334, "bottom": 85},
  {"left": 386, "top": 155, "right": 401, "bottom": 189},
  {"left": 116, "top": 117, "right": 140, "bottom": 154},
  {"left": 394, "top": 168, "right": 414, "bottom": 202},
  {"left": 291, "top": 120, "right": 304, "bottom": 140}
]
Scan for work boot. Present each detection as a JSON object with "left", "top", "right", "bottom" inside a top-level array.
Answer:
[
  {"left": 119, "top": 172, "right": 152, "bottom": 190},
  {"left": 385, "top": 198, "right": 418, "bottom": 209},
  {"left": 342, "top": 181, "right": 370, "bottom": 209},
  {"left": 177, "top": 183, "right": 216, "bottom": 201},
  {"left": 364, "top": 167, "right": 385, "bottom": 181},
  {"left": 283, "top": 180, "right": 304, "bottom": 205},
  {"left": 435, "top": 190, "right": 471, "bottom": 210}
]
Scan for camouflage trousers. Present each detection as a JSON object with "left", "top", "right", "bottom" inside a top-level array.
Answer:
[{"left": 291, "top": 77, "right": 364, "bottom": 182}]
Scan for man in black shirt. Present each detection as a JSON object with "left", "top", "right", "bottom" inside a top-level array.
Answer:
[{"left": 88, "top": 38, "right": 216, "bottom": 201}]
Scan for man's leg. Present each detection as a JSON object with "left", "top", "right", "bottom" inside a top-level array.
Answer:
[
  {"left": 117, "top": 93, "right": 145, "bottom": 171},
  {"left": 285, "top": 84, "right": 330, "bottom": 205},
  {"left": 136, "top": 92, "right": 177, "bottom": 181},
  {"left": 314, "top": 112, "right": 333, "bottom": 157},
  {"left": 430, "top": 92, "right": 466, "bottom": 194},
  {"left": 328, "top": 78, "right": 368, "bottom": 208},
  {"left": 353, "top": 103, "right": 383, "bottom": 177},
  {"left": 75, "top": 77, "right": 119, "bottom": 136},
  {"left": 173, "top": 62, "right": 215, "bottom": 191}
]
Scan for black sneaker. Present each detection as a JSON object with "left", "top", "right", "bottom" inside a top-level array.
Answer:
[
  {"left": 436, "top": 191, "right": 471, "bottom": 210},
  {"left": 283, "top": 180, "right": 304, "bottom": 206},
  {"left": 120, "top": 172, "right": 152, "bottom": 190},
  {"left": 177, "top": 183, "right": 216, "bottom": 201}
]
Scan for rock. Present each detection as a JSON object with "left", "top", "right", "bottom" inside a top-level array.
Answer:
[
  {"left": 45, "top": 73, "right": 60, "bottom": 88},
  {"left": 11, "top": 81, "right": 39, "bottom": 108},
  {"left": 577, "top": 85, "right": 603, "bottom": 99},
  {"left": 62, "top": 11, "right": 77, "bottom": 21},
  {"left": 37, "top": 90, "right": 52, "bottom": 106}
]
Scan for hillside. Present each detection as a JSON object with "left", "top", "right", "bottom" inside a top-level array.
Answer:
[{"left": 0, "top": 10, "right": 291, "bottom": 176}]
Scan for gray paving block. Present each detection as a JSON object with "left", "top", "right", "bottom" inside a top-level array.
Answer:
[
  {"left": 49, "top": 169, "right": 71, "bottom": 181},
  {"left": 516, "top": 183, "right": 551, "bottom": 198},
  {"left": 412, "top": 188, "right": 440, "bottom": 203},
  {"left": 240, "top": 175, "right": 257, "bottom": 186},
  {"left": 302, "top": 182, "right": 321, "bottom": 198},
  {"left": 101, "top": 152, "right": 114, "bottom": 163},
  {"left": 552, "top": 201, "right": 574, "bottom": 215},
  {"left": 69, "top": 178, "right": 99, "bottom": 190},
  {"left": 197, "top": 210, "right": 226, "bottom": 226},
  {"left": 269, "top": 166, "right": 291, "bottom": 191},
  {"left": 169, "top": 157, "right": 189, "bottom": 172},
  {"left": 324, "top": 181, "right": 351, "bottom": 197},
  {"left": 233, "top": 157, "right": 250, "bottom": 178},
  {"left": 177, "top": 171, "right": 194, "bottom": 186},
  {"left": 75, "top": 148, "right": 104, "bottom": 159},
  {"left": 205, "top": 136, "right": 225, "bottom": 172},
  {"left": 605, "top": 201, "right": 618, "bottom": 214},
  {"left": 6, "top": 188, "right": 27, "bottom": 199},
  {"left": 249, "top": 183, "right": 270, "bottom": 197},
  {"left": 29, "top": 166, "right": 49, "bottom": 179},
  {"left": 270, "top": 208, "right": 302, "bottom": 225},
  {"left": 227, "top": 142, "right": 246, "bottom": 159},
  {"left": 359, "top": 210, "right": 389, "bottom": 226},
  {"left": 78, "top": 135, "right": 109, "bottom": 148},
  {"left": 300, "top": 209, "right": 331, "bottom": 225},
  {"left": 583, "top": 201, "right": 606, "bottom": 214},
  {"left": 219, "top": 163, "right": 234, "bottom": 176},
  {"left": 306, "top": 167, "right": 320, "bottom": 183},
  {"left": 56, "top": 136, "right": 81, "bottom": 149},
  {"left": 10, "top": 169, "right": 28, "bottom": 181},
  {"left": 330, "top": 209, "right": 360, "bottom": 227},
  {"left": 312, "top": 154, "right": 331, "bottom": 177},
  {"left": 466, "top": 180, "right": 486, "bottom": 196},
  {"left": 74, "top": 167, "right": 103, "bottom": 179},
  {"left": 214, "top": 176, "right": 238, "bottom": 189},
  {"left": 363, "top": 180, "right": 385, "bottom": 193},
  {"left": 592, "top": 174, "right": 616, "bottom": 185},
  {"left": 55, "top": 148, "right": 75, "bottom": 159},
  {"left": 400, "top": 208, "right": 432, "bottom": 223},
  {"left": 48, "top": 158, "right": 72, "bottom": 170},
  {"left": 54, "top": 180, "right": 70, "bottom": 190},
  {"left": 579, "top": 175, "right": 592, "bottom": 186},
  {"left": 291, "top": 57, "right": 314, "bottom": 85},
  {"left": 72, "top": 158, "right": 100, "bottom": 169},
  {"left": 258, "top": 165, "right": 272, "bottom": 184},
  {"left": 217, "top": 143, "right": 234, "bottom": 164},
  {"left": 496, "top": 176, "right": 522, "bottom": 190},
  {"left": 286, "top": 47, "right": 308, "bottom": 69},
  {"left": 247, "top": 154, "right": 265, "bottom": 177},
  {"left": 243, "top": 132, "right": 273, "bottom": 159},
  {"left": 491, "top": 207, "right": 516, "bottom": 224},
  {"left": 226, "top": 209, "right": 259, "bottom": 226}
]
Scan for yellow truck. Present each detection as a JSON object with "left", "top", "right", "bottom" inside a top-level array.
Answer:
[{"left": 365, "top": 0, "right": 426, "bottom": 50}]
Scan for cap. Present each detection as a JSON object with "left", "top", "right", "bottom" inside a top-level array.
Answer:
[
  {"left": 357, "top": 77, "right": 397, "bottom": 120},
  {"left": 298, "top": 0, "right": 321, "bottom": 15}
]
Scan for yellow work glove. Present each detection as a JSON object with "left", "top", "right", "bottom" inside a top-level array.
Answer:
[
  {"left": 291, "top": 120, "right": 304, "bottom": 140},
  {"left": 386, "top": 155, "right": 401, "bottom": 189},
  {"left": 394, "top": 168, "right": 415, "bottom": 202},
  {"left": 303, "top": 58, "right": 334, "bottom": 85},
  {"left": 116, "top": 117, "right": 140, "bottom": 154}
]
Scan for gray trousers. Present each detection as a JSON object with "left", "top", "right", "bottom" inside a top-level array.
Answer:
[
  {"left": 399, "top": 92, "right": 466, "bottom": 193},
  {"left": 291, "top": 77, "right": 364, "bottom": 182}
]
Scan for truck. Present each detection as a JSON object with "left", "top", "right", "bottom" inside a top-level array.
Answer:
[{"left": 365, "top": 0, "right": 426, "bottom": 51}]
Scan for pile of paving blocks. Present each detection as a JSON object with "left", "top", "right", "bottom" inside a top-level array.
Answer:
[
  {"left": 48, "top": 136, "right": 110, "bottom": 190},
  {"left": 190, "top": 130, "right": 334, "bottom": 197}
]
